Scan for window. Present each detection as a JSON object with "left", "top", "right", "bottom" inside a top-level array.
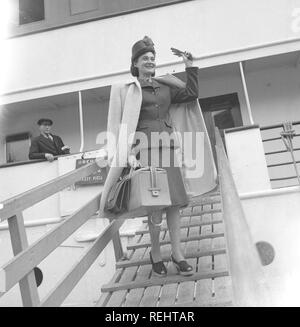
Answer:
[
  {"left": 19, "top": 0, "right": 45, "bottom": 25},
  {"left": 70, "top": 0, "right": 99, "bottom": 15},
  {"left": 6, "top": 132, "right": 31, "bottom": 163}
]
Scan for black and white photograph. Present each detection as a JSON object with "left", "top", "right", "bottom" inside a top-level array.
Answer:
[{"left": 0, "top": 0, "right": 300, "bottom": 311}]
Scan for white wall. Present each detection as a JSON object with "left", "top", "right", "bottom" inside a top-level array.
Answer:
[
  {"left": 241, "top": 190, "right": 300, "bottom": 306},
  {"left": 0, "top": 218, "right": 116, "bottom": 307},
  {"left": 247, "top": 65, "right": 300, "bottom": 126},
  {"left": 2, "top": 0, "right": 300, "bottom": 97}
]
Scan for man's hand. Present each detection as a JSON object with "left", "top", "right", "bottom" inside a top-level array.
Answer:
[
  {"left": 61, "top": 145, "right": 70, "bottom": 151},
  {"left": 128, "top": 154, "right": 141, "bottom": 169},
  {"left": 45, "top": 153, "right": 55, "bottom": 162}
]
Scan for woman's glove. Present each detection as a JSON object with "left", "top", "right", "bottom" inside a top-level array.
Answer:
[
  {"left": 171, "top": 48, "right": 194, "bottom": 67},
  {"left": 128, "top": 154, "right": 141, "bottom": 169}
]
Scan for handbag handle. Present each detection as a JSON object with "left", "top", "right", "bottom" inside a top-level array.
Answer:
[
  {"left": 149, "top": 166, "right": 161, "bottom": 197},
  {"left": 128, "top": 166, "right": 164, "bottom": 197}
]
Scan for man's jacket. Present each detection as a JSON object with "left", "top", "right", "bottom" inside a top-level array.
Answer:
[{"left": 29, "top": 134, "right": 70, "bottom": 160}]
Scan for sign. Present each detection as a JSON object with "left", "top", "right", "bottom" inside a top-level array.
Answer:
[{"left": 75, "top": 158, "right": 107, "bottom": 186}]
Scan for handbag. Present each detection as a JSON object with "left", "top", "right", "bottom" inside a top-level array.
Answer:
[
  {"left": 105, "top": 167, "right": 131, "bottom": 214},
  {"left": 105, "top": 166, "right": 171, "bottom": 218}
]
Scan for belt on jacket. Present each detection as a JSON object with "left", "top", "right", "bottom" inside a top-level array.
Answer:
[{"left": 137, "top": 118, "right": 173, "bottom": 128}]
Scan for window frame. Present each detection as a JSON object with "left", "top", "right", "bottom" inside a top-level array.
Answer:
[{"left": 18, "top": 0, "right": 46, "bottom": 26}]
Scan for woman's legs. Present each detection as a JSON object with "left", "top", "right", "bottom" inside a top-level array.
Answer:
[
  {"left": 166, "top": 206, "right": 185, "bottom": 261},
  {"left": 148, "top": 206, "right": 185, "bottom": 262},
  {"left": 148, "top": 210, "right": 163, "bottom": 262},
  {"left": 166, "top": 205, "right": 194, "bottom": 276}
]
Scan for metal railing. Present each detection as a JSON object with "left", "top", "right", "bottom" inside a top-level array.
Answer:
[
  {"left": 260, "top": 121, "right": 300, "bottom": 186},
  {"left": 0, "top": 160, "right": 124, "bottom": 307},
  {"left": 215, "top": 127, "right": 272, "bottom": 306}
]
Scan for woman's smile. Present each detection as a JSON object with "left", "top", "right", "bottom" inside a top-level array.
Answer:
[{"left": 134, "top": 51, "right": 156, "bottom": 77}]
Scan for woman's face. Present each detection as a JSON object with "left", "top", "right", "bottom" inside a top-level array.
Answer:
[{"left": 134, "top": 51, "right": 156, "bottom": 77}]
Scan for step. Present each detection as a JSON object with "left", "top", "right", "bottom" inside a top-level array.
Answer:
[
  {"left": 116, "top": 248, "right": 226, "bottom": 269},
  {"left": 127, "top": 232, "right": 225, "bottom": 250},
  {"left": 142, "top": 208, "right": 222, "bottom": 223},
  {"left": 188, "top": 195, "right": 221, "bottom": 207},
  {"left": 101, "top": 269, "right": 229, "bottom": 293},
  {"left": 170, "top": 300, "right": 233, "bottom": 307},
  {"left": 136, "top": 219, "right": 223, "bottom": 235}
]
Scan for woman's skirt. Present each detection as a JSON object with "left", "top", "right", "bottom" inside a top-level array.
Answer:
[{"left": 137, "top": 147, "right": 189, "bottom": 207}]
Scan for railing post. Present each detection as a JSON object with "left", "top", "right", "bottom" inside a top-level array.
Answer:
[
  {"left": 280, "top": 122, "right": 300, "bottom": 186},
  {"left": 8, "top": 212, "right": 40, "bottom": 307},
  {"left": 215, "top": 128, "right": 272, "bottom": 306},
  {"left": 111, "top": 225, "right": 124, "bottom": 262}
]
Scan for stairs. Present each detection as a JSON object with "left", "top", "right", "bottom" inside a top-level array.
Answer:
[{"left": 96, "top": 191, "right": 233, "bottom": 307}]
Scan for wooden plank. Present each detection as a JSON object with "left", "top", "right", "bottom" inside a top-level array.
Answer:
[
  {"left": 106, "top": 248, "right": 147, "bottom": 307},
  {"left": 195, "top": 208, "right": 213, "bottom": 304},
  {"left": 123, "top": 248, "right": 152, "bottom": 307},
  {"left": 102, "top": 269, "right": 229, "bottom": 293},
  {"left": 142, "top": 208, "right": 222, "bottom": 223},
  {"left": 213, "top": 234, "right": 232, "bottom": 305},
  {"left": 0, "top": 193, "right": 102, "bottom": 293},
  {"left": 212, "top": 223, "right": 226, "bottom": 250},
  {"left": 189, "top": 197, "right": 221, "bottom": 207},
  {"left": 0, "top": 161, "right": 99, "bottom": 222},
  {"left": 182, "top": 208, "right": 221, "bottom": 217},
  {"left": 40, "top": 218, "right": 124, "bottom": 307},
  {"left": 106, "top": 231, "right": 149, "bottom": 307},
  {"left": 96, "top": 233, "right": 145, "bottom": 307},
  {"left": 116, "top": 248, "right": 226, "bottom": 268},
  {"left": 139, "top": 285, "right": 161, "bottom": 307},
  {"left": 170, "top": 300, "right": 233, "bottom": 307},
  {"left": 213, "top": 276, "right": 233, "bottom": 305},
  {"left": 7, "top": 213, "right": 40, "bottom": 307},
  {"left": 126, "top": 232, "right": 224, "bottom": 250},
  {"left": 137, "top": 226, "right": 170, "bottom": 307},
  {"left": 176, "top": 216, "right": 199, "bottom": 305},
  {"left": 157, "top": 281, "right": 177, "bottom": 306},
  {"left": 150, "top": 221, "right": 190, "bottom": 307},
  {"left": 95, "top": 269, "right": 124, "bottom": 307}
]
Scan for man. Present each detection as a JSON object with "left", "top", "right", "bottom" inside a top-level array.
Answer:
[{"left": 29, "top": 118, "right": 70, "bottom": 162}]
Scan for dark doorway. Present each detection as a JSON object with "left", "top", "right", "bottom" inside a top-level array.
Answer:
[{"left": 199, "top": 93, "right": 243, "bottom": 161}]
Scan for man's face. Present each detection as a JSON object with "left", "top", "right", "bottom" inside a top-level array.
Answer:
[{"left": 39, "top": 123, "right": 52, "bottom": 134}]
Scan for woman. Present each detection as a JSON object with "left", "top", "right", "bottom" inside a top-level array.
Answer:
[{"left": 99, "top": 36, "right": 217, "bottom": 277}]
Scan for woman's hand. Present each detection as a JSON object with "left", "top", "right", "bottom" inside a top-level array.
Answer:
[
  {"left": 171, "top": 48, "right": 193, "bottom": 68},
  {"left": 128, "top": 154, "right": 142, "bottom": 169}
]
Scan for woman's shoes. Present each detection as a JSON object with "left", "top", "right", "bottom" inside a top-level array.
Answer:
[
  {"left": 171, "top": 255, "right": 194, "bottom": 276},
  {"left": 150, "top": 252, "right": 167, "bottom": 277}
]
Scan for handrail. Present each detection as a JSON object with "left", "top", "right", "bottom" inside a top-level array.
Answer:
[
  {"left": 262, "top": 134, "right": 300, "bottom": 142},
  {"left": 0, "top": 161, "right": 99, "bottom": 222},
  {"left": 215, "top": 127, "right": 272, "bottom": 306},
  {"left": 260, "top": 120, "right": 300, "bottom": 131},
  {"left": 259, "top": 121, "right": 300, "bottom": 187},
  {"left": 0, "top": 193, "right": 101, "bottom": 293},
  {"left": 0, "top": 156, "right": 125, "bottom": 306}
]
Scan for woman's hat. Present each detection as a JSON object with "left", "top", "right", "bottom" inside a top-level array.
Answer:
[
  {"left": 37, "top": 118, "right": 53, "bottom": 126},
  {"left": 131, "top": 36, "right": 155, "bottom": 63},
  {"left": 131, "top": 36, "right": 155, "bottom": 76}
]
